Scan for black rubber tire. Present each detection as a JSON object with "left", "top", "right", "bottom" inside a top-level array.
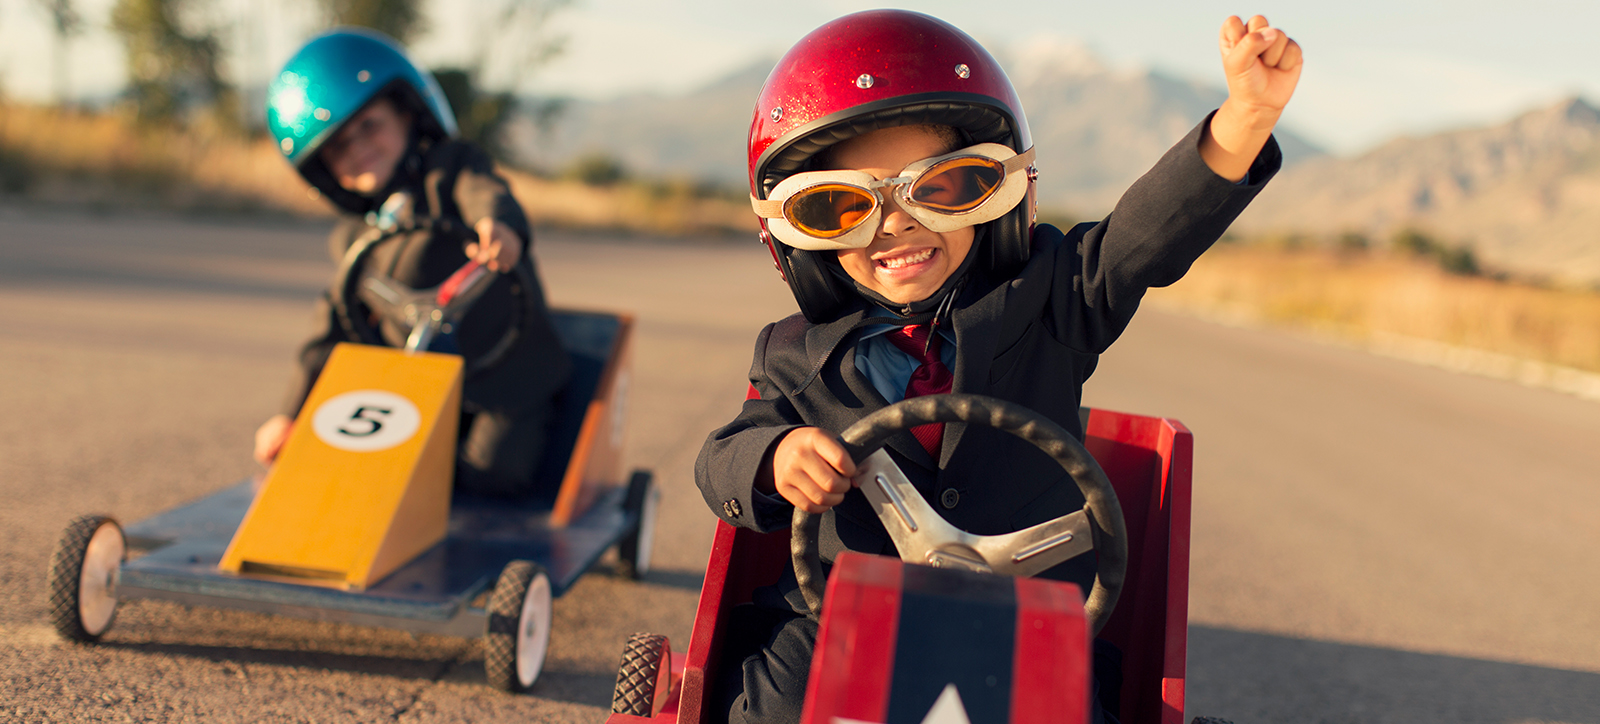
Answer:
[
  {"left": 611, "top": 632, "right": 670, "bottom": 715},
  {"left": 1191, "top": 717, "right": 1236, "bottom": 724},
  {"left": 483, "top": 560, "right": 552, "bottom": 693},
  {"left": 47, "top": 515, "right": 124, "bottom": 643},
  {"left": 616, "top": 470, "right": 656, "bottom": 580}
]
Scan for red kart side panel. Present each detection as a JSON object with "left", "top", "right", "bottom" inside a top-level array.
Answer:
[
  {"left": 801, "top": 553, "right": 905, "bottom": 724},
  {"left": 1012, "top": 577, "right": 1091, "bottom": 723},
  {"left": 1083, "top": 410, "right": 1193, "bottom": 724},
  {"left": 678, "top": 521, "right": 791, "bottom": 724}
]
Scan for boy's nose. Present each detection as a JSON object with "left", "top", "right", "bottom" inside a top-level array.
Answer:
[{"left": 877, "top": 196, "right": 921, "bottom": 237}]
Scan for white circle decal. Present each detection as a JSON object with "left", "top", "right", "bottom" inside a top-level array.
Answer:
[{"left": 311, "top": 390, "right": 422, "bottom": 452}]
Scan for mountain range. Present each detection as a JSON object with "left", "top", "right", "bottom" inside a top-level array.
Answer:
[
  {"left": 507, "top": 40, "right": 1325, "bottom": 214},
  {"left": 1234, "top": 97, "right": 1600, "bottom": 285},
  {"left": 508, "top": 44, "right": 1600, "bottom": 285}
]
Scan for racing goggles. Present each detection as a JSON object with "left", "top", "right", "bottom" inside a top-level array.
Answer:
[{"left": 752, "top": 143, "right": 1036, "bottom": 250}]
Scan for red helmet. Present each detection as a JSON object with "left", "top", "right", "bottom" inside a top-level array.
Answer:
[{"left": 749, "top": 10, "right": 1037, "bottom": 322}]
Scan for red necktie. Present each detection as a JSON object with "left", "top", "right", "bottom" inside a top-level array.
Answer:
[{"left": 884, "top": 324, "right": 954, "bottom": 458}]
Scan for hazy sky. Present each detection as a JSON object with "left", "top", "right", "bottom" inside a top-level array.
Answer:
[{"left": 2, "top": 0, "right": 1596, "bottom": 154}]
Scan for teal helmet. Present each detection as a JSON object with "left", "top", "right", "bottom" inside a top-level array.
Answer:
[{"left": 267, "top": 28, "right": 457, "bottom": 210}]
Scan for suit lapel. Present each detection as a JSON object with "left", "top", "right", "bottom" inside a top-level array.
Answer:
[
  {"left": 942, "top": 279, "right": 1006, "bottom": 463},
  {"left": 838, "top": 345, "right": 939, "bottom": 471}
]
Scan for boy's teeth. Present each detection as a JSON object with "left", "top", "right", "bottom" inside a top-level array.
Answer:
[{"left": 879, "top": 249, "right": 934, "bottom": 269}]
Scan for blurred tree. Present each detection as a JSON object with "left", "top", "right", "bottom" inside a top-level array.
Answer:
[
  {"left": 1337, "top": 231, "right": 1370, "bottom": 252},
  {"left": 1391, "top": 227, "right": 1437, "bottom": 256},
  {"left": 315, "top": 0, "right": 425, "bottom": 45},
  {"left": 444, "top": 0, "right": 572, "bottom": 165},
  {"left": 32, "top": 0, "right": 84, "bottom": 106},
  {"left": 110, "top": 0, "right": 236, "bottom": 126},
  {"left": 565, "top": 153, "right": 626, "bottom": 186}
]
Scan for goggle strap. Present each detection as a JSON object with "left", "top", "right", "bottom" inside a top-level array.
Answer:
[
  {"left": 750, "top": 194, "right": 785, "bottom": 219},
  {"left": 1002, "top": 147, "right": 1036, "bottom": 175}
]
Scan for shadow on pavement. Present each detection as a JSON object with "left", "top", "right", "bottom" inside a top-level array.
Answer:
[
  {"left": 101, "top": 636, "right": 616, "bottom": 708},
  {"left": 1187, "top": 625, "right": 1600, "bottom": 724},
  {"left": 99, "top": 637, "right": 463, "bottom": 681},
  {"left": 635, "top": 567, "right": 706, "bottom": 593}
]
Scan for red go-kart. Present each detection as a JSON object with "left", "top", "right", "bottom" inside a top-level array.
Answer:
[{"left": 605, "top": 394, "right": 1197, "bottom": 724}]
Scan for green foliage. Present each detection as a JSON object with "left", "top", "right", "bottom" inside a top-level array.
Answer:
[
  {"left": 317, "top": 0, "right": 425, "bottom": 45},
  {"left": 110, "top": 0, "right": 235, "bottom": 126},
  {"left": 1391, "top": 227, "right": 1436, "bottom": 256},
  {"left": 431, "top": 67, "right": 536, "bottom": 162},
  {"left": 1337, "top": 231, "right": 1370, "bottom": 252},
  {"left": 34, "top": 0, "right": 84, "bottom": 104},
  {"left": 565, "top": 153, "right": 627, "bottom": 186},
  {"left": 1390, "top": 227, "right": 1480, "bottom": 276},
  {"left": 1437, "top": 246, "right": 1480, "bottom": 276}
]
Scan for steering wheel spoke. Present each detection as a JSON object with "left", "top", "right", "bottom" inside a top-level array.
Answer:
[
  {"left": 857, "top": 450, "right": 974, "bottom": 567},
  {"left": 972, "top": 508, "right": 1095, "bottom": 578}
]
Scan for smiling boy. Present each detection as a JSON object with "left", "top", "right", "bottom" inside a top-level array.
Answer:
[{"left": 696, "top": 10, "right": 1301, "bottom": 724}]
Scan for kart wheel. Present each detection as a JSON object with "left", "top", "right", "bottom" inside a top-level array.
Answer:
[
  {"left": 610, "top": 632, "right": 671, "bottom": 716},
  {"left": 617, "top": 470, "right": 659, "bottom": 580},
  {"left": 1191, "top": 718, "right": 1236, "bottom": 724},
  {"left": 47, "top": 515, "right": 125, "bottom": 643},
  {"left": 484, "top": 560, "right": 552, "bottom": 692}
]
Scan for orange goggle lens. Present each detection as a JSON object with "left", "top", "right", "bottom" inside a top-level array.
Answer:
[
  {"left": 782, "top": 183, "right": 879, "bottom": 238},
  {"left": 908, "top": 156, "right": 1006, "bottom": 213}
]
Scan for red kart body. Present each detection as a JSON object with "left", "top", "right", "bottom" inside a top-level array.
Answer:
[{"left": 607, "top": 408, "right": 1193, "bottom": 724}]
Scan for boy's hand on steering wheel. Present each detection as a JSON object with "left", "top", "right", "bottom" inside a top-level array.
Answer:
[
  {"left": 467, "top": 219, "right": 523, "bottom": 273},
  {"left": 761, "top": 427, "right": 859, "bottom": 513}
]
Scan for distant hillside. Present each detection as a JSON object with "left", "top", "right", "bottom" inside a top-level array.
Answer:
[
  {"left": 1002, "top": 39, "right": 1323, "bottom": 213},
  {"left": 508, "top": 41, "right": 1324, "bottom": 216},
  {"left": 1236, "top": 97, "right": 1600, "bottom": 285}
]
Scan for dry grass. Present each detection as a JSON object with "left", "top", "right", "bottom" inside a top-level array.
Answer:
[
  {"left": 502, "top": 169, "right": 757, "bottom": 237},
  {"left": 0, "top": 103, "right": 324, "bottom": 214},
  {"left": 1149, "top": 245, "right": 1600, "bottom": 374},
  {"left": 0, "top": 103, "right": 757, "bottom": 236}
]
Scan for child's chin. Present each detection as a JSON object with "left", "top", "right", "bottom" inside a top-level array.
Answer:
[{"left": 873, "top": 278, "right": 945, "bottom": 306}]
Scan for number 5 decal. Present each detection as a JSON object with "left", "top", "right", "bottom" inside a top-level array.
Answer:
[
  {"left": 338, "top": 406, "right": 393, "bottom": 437},
  {"left": 312, "top": 391, "right": 421, "bottom": 452}
]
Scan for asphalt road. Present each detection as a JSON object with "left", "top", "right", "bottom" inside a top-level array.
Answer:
[{"left": 1, "top": 210, "right": 1596, "bottom": 723}]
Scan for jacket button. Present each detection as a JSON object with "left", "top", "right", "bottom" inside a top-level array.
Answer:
[
  {"left": 940, "top": 488, "right": 960, "bottom": 509},
  {"left": 723, "top": 499, "right": 743, "bottom": 518}
]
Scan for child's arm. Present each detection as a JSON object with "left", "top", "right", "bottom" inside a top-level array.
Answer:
[
  {"left": 1199, "top": 15, "right": 1303, "bottom": 181},
  {"left": 451, "top": 142, "right": 532, "bottom": 272}
]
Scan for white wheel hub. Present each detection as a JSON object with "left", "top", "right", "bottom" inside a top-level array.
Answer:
[
  {"left": 79, "top": 523, "right": 124, "bottom": 636},
  {"left": 515, "top": 572, "right": 552, "bottom": 688}
]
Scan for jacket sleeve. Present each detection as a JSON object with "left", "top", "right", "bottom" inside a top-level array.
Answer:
[
  {"left": 450, "top": 142, "right": 533, "bottom": 250},
  {"left": 694, "top": 323, "right": 804, "bottom": 533},
  {"left": 1050, "top": 111, "right": 1282, "bottom": 352}
]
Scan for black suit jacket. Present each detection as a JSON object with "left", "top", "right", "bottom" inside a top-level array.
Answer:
[{"left": 695, "top": 117, "right": 1281, "bottom": 611}]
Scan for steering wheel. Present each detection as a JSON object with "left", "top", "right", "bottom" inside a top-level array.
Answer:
[
  {"left": 330, "top": 227, "right": 537, "bottom": 376},
  {"left": 791, "top": 394, "right": 1128, "bottom": 635}
]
